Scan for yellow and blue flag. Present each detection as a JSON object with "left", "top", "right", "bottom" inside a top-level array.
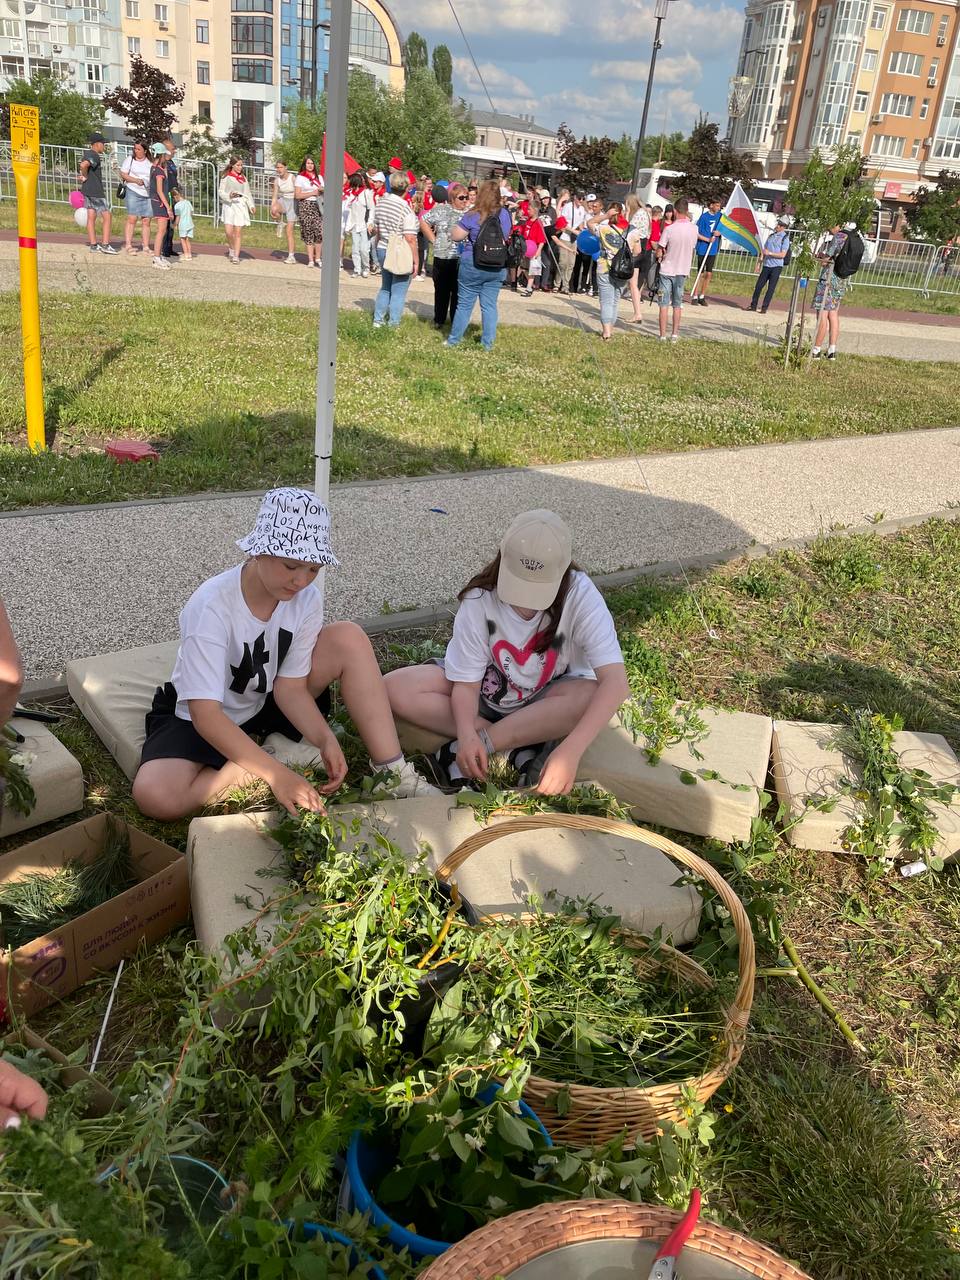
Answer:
[{"left": 718, "top": 182, "right": 761, "bottom": 256}]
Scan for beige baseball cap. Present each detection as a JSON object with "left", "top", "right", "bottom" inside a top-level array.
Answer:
[{"left": 497, "top": 510, "right": 573, "bottom": 610}]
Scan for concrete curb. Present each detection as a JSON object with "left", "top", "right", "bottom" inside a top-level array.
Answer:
[{"left": 20, "top": 503, "right": 960, "bottom": 705}]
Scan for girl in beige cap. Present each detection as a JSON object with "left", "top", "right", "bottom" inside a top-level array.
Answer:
[{"left": 386, "top": 510, "right": 629, "bottom": 794}]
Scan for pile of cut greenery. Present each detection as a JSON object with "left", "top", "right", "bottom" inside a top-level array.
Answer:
[{"left": 0, "top": 816, "right": 134, "bottom": 949}]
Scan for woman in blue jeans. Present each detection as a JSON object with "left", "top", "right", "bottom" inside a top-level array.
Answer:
[
  {"left": 445, "top": 179, "right": 511, "bottom": 351},
  {"left": 370, "top": 172, "right": 420, "bottom": 327}
]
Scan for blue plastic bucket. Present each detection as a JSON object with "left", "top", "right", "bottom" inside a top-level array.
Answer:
[{"left": 344, "top": 1085, "right": 552, "bottom": 1260}]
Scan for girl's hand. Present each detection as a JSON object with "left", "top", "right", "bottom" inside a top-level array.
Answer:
[
  {"left": 0, "top": 1059, "right": 48, "bottom": 1129},
  {"left": 534, "top": 741, "right": 581, "bottom": 796},
  {"left": 270, "top": 765, "right": 325, "bottom": 816},
  {"left": 456, "top": 733, "right": 488, "bottom": 781},
  {"left": 316, "top": 733, "right": 348, "bottom": 794}
]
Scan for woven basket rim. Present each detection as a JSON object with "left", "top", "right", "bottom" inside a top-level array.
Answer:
[{"left": 435, "top": 814, "right": 755, "bottom": 1114}]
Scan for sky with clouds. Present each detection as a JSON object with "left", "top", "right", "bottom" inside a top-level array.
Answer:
[{"left": 388, "top": 0, "right": 745, "bottom": 141}]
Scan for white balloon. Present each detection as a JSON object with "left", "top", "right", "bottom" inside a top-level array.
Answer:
[{"left": 74, "top": 206, "right": 89, "bottom": 229}]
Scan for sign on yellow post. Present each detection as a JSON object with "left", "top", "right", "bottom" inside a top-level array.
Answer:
[{"left": 11, "top": 103, "right": 45, "bottom": 452}]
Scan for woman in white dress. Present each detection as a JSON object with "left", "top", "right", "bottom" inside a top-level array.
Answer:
[{"left": 218, "top": 156, "right": 256, "bottom": 264}]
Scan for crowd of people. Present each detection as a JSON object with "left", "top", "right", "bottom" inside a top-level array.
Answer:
[{"left": 79, "top": 134, "right": 868, "bottom": 356}]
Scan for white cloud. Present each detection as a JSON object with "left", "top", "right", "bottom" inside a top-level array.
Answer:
[
  {"left": 590, "top": 53, "right": 702, "bottom": 88},
  {"left": 391, "top": 0, "right": 567, "bottom": 36},
  {"left": 453, "top": 57, "right": 538, "bottom": 115}
]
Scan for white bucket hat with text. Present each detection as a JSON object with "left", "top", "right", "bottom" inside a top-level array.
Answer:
[{"left": 237, "top": 487, "right": 340, "bottom": 566}]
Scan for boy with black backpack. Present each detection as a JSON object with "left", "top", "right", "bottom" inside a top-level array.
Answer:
[{"left": 811, "top": 222, "right": 864, "bottom": 360}]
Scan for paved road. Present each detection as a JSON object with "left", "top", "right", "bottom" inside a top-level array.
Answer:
[
  {"left": 5, "top": 426, "right": 960, "bottom": 681},
  {"left": 1, "top": 239, "right": 958, "bottom": 363}
]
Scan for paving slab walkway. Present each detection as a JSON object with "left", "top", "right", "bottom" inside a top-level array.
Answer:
[
  {"left": 5, "top": 425, "right": 960, "bottom": 682},
  {"left": 1, "top": 237, "right": 958, "bottom": 363}
]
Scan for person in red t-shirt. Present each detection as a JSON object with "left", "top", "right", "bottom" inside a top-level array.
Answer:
[
  {"left": 420, "top": 175, "right": 434, "bottom": 212},
  {"left": 517, "top": 206, "right": 546, "bottom": 297}
]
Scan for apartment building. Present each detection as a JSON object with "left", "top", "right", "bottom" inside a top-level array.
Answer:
[
  {"left": 729, "top": 0, "right": 960, "bottom": 225},
  {"left": 1, "top": 0, "right": 402, "bottom": 162}
]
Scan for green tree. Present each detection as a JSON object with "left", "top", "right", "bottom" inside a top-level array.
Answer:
[
  {"left": 556, "top": 124, "right": 616, "bottom": 195},
  {"left": 786, "top": 143, "right": 876, "bottom": 272},
  {"left": 179, "top": 115, "right": 227, "bottom": 167},
  {"left": 432, "top": 44, "right": 453, "bottom": 99},
  {"left": 0, "top": 71, "right": 104, "bottom": 147},
  {"left": 223, "top": 120, "right": 254, "bottom": 163},
  {"left": 611, "top": 132, "right": 634, "bottom": 181},
  {"left": 102, "top": 55, "right": 184, "bottom": 142},
  {"left": 905, "top": 169, "right": 960, "bottom": 244},
  {"left": 404, "top": 31, "right": 428, "bottom": 71},
  {"left": 399, "top": 67, "right": 473, "bottom": 174},
  {"left": 671, "top": 117, "right": 753, "bottom": 204}
]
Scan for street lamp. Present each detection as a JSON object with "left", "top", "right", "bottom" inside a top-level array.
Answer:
[
  {"left": 312, "top": 13, "right": 331, "bottom": 109},
  {"left": 631, "top": 0, "right": 675, "bottom": 192}
]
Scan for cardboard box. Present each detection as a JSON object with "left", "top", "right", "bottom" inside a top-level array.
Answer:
[{"left": 0, "top": 813, "right": 190, "bottom": 1020}]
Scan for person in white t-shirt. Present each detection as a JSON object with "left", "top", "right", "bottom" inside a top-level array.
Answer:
[
  {"left": 132, "top": 488, "right": 439, "bottom": 820},
  {"left": 385, "top": 511, "right": 629, "bottom": 794}
]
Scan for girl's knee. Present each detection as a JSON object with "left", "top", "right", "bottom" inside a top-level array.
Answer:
[{"left": 132, "top": 772, "right": 180, "bottom": 820}]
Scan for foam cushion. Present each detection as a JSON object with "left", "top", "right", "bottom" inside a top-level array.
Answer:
[
  {"left": 66, "top": 642, "right": 179, "bottom": 781},
  {"left": 577, "top": 706, "right": 773, "bottom": 844},
  {"left": 0, "top": 718, "right": 85, "bottom": 839},
  {"left": 773, "top": 719, "right": 960, "bottom": 857},
  {"left": 186, "top": 796, "right": 702, "bottom": 954}
]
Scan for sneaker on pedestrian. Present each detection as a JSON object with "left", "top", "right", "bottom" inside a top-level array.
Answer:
[
  {"left": 811, "top": 347, "right": 822, "bottom": 359},
  {"left": 659, "top": 334, "right": 669, "bottom": 341},
  {"left": 746, "top": 304, "right": 756, "bottom": 312},
  {"left": 417, "top": 272, "right": 426, "bottom": 280},
  {"left": 381, "top": 757, "right": 443, "bottom": 799},
  {"left": 98, "top": 243, "right": 119, "bottom": 255},
  {"left": 361, "top": 269, "right": 369, "bottom": 278},
  {"left": 373, "top": 320, "right": 384, "bottom": 328},
  {"left": 285, "top": 253, "right": 296, "bottom": 264},
  {"left": 827, "top": 347, "right": 837, "bottom": 360},
  {"left": 88, "top": 243, "right": 99, "bottom": 252},
  {"left": 670, "top": 333, "right": 679, "bottom": 342},
  {"left": 760, "top": 308, "right": 768, "bottom": 314},
  {"left": 152, "top": 256, "right": 170, "bottom": 270}
]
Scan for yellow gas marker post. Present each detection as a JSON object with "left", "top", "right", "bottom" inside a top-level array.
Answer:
[{"left": 11, "top": 103, "right": 44, "bottom": 451}]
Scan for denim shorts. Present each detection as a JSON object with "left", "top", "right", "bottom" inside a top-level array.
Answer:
[
  {"left": 83, "top": 195, "right": 108, "bottom": 212},
  {"left": 658, "top": 273, "right": 686, "bottom": 308}
]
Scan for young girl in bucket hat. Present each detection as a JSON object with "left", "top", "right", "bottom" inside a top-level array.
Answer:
[
  {"left": 385, "top": 510, "right": 630, "bottom": 794},
  {"left": 133, "top": 488, "right": 439, "bottom": 820}
]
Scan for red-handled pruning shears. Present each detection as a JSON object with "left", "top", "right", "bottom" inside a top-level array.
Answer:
[{"left": 646, "top": 1189, "right": 702, "bottom": 1280}]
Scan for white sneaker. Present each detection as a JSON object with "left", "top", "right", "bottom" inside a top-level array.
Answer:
[
  {"left": 285, "top": 253, "right": 296, "bottom": 264},
  {"left": 670, "top": 333, "right": 679, "bottom": 342},
  {"left": 361, "top": 270, "right": 369, "bottom": 278},
  {"left": 152, "top": 256, "right": 170, "bottom": 270},
  {"left": 387, "top": 759, "right": 443, "bottom": 799}
]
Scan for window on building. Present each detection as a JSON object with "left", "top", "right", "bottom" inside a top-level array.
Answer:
[
  {"left": 232, "top": 56, "right": 272, "bottom": 80},
  {"left": 911, "top": 137, "right": 921, "bottom": 157},
  {"left": 232, "top": 15, "right": 272, "bottom": 53},
  {"left": 154, "top": 2, "right": 167, "bottom": 19},
  {"left": 888, "top": 50, "right": 922, "bottom": 75},
  {"left": 870, "top": 7, "right": 886, "bottom": 29},
  {"left": 0, "top": 17, "right": 17, "bottom": 35},
  {"left": 196, "top": 18, "right": 208, "bottom": 41},
  {"left": 233, "top": 97, "right": 265, "bottom": 136},
  {"left": 784, "top": 54, "right": 798, "bottom": 80},
  {"left": 349, "top": 3, "right": 389, "bottom": 63},
  {"left": 862, "top": 49, "right": 877, "bottom": 70},
  {"left": 127, "top": 35, "right": 140, "bottom": 53},
  {"left": 853, "top": 90, "right": 868, "bottom": 111},
  {"left": 847, "top": 130, "right": 862, "bottom": 146},
  {"left": 791, "top": 8, "right": 805, "bottom": 40},
  {"left": 155, "top": 38, "right": 168, "bottom": 55},
  {"left": 198, "top": 98, "right": 211, "bottom": 119},
  {"left": 85, "top": 63, "right": 104, "bottom": 94},
  {"left": 197, "top": 58, "right": 210, "bottom": 82},
  {"left": 897, "top": 8, "right": 932, "bottom": 34},
  {"left": 1, "top": 55, "right": 25, "bottom": 77},
  {"left": 125, "top": 0, "right": 139, "bottom": 16},
  {"left": 937, "top": 15, "right": 948, "bottom": 41},
  {"left": 281, "top": 22, "right": 290, "bottom": 44},
  {"left": 871, "top": 132, "right": 905, "bottom": 155},
  {"left": 478, "top": 133, "right": 485, "bottom": 146},
  {"left": 231, "top": 0, "right": 273, "bottom": 10},
  {"left": 929, "top": 57, "right": 940, "bottom": 78},
  {"left": 880, "top": 92, "right": 915, "bottom": 114},
  {"left": 919, "top": 97, "right": 929, "bottom": 118}
]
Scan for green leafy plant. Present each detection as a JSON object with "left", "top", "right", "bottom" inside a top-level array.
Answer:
[
  {"left": 455, "top": 781, "right": 632, "bottom": 823},
  {"left": 0, "top": 722, "right": 36, "bottom": 818}
]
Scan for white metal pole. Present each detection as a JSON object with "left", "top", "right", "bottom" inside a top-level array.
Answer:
[{"left": 314, "top": 0, "right": 349, "bottom": 508}]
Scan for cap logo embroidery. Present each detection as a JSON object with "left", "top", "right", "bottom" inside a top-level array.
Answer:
[{"left": 520, "top": 557, "right": 545, "bottom": 571}]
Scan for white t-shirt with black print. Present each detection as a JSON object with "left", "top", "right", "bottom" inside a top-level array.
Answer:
[
  {"left": 443, "top": 571, "right": 623, "bottom": 712},
  {"left": 170, "top": 565, "right": 324, "bottom": 723}
]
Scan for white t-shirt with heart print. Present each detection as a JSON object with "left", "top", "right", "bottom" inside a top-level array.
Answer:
[{"left": 443, "top": 571, "right": 623, "bottom": 712}]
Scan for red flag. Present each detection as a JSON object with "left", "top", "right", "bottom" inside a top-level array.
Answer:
[{"left": 320, "top": 132, "right": 361, "bottom": 178}]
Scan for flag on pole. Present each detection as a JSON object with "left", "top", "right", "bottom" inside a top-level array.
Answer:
[
  {"left": 320, "top": 132, "right": 361, "bottom": 178},
  {"left": 718, "top": 181, "right": 761, "bottom": 256}
]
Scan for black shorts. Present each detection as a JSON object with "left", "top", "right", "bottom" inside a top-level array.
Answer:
[
  {"left": 696, "top": 252, "right": 717, "bottom": 270},
  {"left": 139, "top": 681, "right": 332, "bottom": 770}
]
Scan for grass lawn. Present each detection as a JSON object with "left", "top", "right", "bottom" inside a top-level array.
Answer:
[
  {"left": 0, "top": 292, "right": 956, "bottom": 510},
  {"left": 7, "top": 518, "right": 960, "bottom": 1278}
]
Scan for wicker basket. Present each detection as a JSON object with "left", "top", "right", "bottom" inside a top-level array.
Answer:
[
  {"left": 434, "top": 814, "right": 755, "bottom": 1146},
  {"left": 419, "top": 1200, "right": 812, "bottom": 1279}
]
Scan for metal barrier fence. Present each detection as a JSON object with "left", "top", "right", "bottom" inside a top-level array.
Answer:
[
  {"left": 2, "top": 143, "right": 957, "bottom": 296},
  {"left": 711, "top": 227, "right": 959, "bottom": 298},
  {"left": 0, "top": 141, "right": 219, "bottom": 222}
]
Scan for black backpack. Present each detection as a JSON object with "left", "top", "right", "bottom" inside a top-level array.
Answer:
[
  {"left": 506, "top": 228, "right": 527, "bottom": 268},
  {"left": 607, "top": 230, "right": 634, "bottom": 284},
  {"left": 833, "top": 230, "right": 864, "bottom": 279},
  {"left": 636, "top": 248, "right": 660, "bottom": 301},
  {"left": 782, "top": 239, "right": 792, "bottom": 268},
  {"left": 473, "top": 213, "right": 509, "bottom": 269}
]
